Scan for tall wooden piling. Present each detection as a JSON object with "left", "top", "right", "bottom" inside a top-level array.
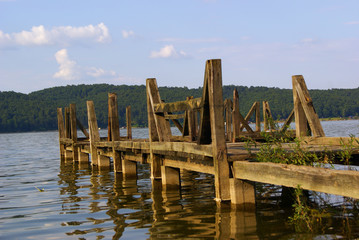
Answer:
[
  {"left": 87, "top": 101, "right": 100, "bottom": 166},
  {"left": 57, "top": 108, "right": 65, "bottom": 160},
  {"left": 108, "top": 93, "right": 121, "bottom": 172},
  {"left": 205, "top": 59, "right": 231, "bottom": 201},
  {"left": 69, "top": 103, "right": 78, "bottom": 161},
  {"left": 126, "top": 106, "right": 132, "bottom": 140}
]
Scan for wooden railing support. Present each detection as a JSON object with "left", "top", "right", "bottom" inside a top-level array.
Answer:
[{"left": 292, "top": 75, "right": 325, "bottom": 137}]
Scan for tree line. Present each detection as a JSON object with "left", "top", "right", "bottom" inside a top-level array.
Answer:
[{"left": 0, "top": 84, "right": 358, "bottom": 133}]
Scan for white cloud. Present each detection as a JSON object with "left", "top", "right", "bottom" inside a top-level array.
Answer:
[
  {"left": 0, "top": 23, "right": 110, "bottom": 47},
  {"left": 86, "top": 67, "right": 116, "bottom": 78},
  {"left": 53, "top": 48, "right": 118, "bottom": 82},
  {"left": 150, "top": 45, "right": 187, "bottom": 58},
  {"left": 345, "top": 21, "right": 359, "bottom": 25},
  {"left": 53, "top": 49, "right": 78, "bottom": 80},
  {"left": 122, "top": 30, "right": 135, "bottom": 39}
]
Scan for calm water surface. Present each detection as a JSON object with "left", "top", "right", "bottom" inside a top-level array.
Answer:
[{"left": 0, "top": 120, "right": 358, "bottom": 239}]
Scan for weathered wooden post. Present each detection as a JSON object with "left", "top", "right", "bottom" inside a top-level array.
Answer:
[
  {"left": 69, "top": 103, "right": 79, "bottom": 161},
  {"left": 292, "top": 75, "right": 325, "bottom": 137},
  {"left": 232, "top": 89, "right": 240, "bottom": 142},
  {"left": 198, "top": 59, "right": 231, "bottom": 201},
  {"left": 87, "top": 101, "right": 100, "bottom": 166},
  {"left": 57, "top": 108, "right": 65, "bottom": 161},
  {"left": 108, "top": 93, "right": 121, "bottom": 172},
  {"left": 126, "top": 106, "right": 132, "bottom": 140},
  {"left": 161, "top": 165, "right": 180, "bottom": 191},
  {"left": 224, "top": 99, "right": 233, "bottom": 141},
  {"left": 255, "top": 102, "right": 261, "bottom": 132}
]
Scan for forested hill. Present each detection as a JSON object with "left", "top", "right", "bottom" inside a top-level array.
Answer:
[{"left": 0, "top": 84, "right": 358, "bottom": 133}]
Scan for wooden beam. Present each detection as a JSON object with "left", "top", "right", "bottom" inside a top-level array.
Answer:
[
  {"left": 146, "top": 78, "right": 171, "bottom": 142},
  {"left": 64, "top": 107, "right": 70, "bottom": 138},
  {"left": 153, "top": 97, "right": 202, "bottom": 113},
  {"left": 233, "top": 89, "right": 253, "bottom": 138},
  {"left": 197, "top": 67, "right": 212, "bottom": 145},
  {"left": 292, "top": 75, "right": 325, "bottom": 137},
  {"left": 281, "top": 109, "right": 294, "bottom": 133},
  {"left": 207, "top": 59, "right": 231, "bottom": 201},
  {"left": 76, "top": 118, "right": 89, "bottom": 139},
  {"left": 255, "top": 102, "right": 261, "bottom": 132},
  {"left": 233, "top": 161, "right": 359, "bottom": 199}
]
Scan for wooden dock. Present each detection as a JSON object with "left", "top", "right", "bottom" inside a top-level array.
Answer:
[{"left": 57, "top": 59, "right": 359, "bottom": 208}]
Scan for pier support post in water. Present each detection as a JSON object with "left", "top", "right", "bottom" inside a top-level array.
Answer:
[
  {"left": 198, "top": 59, "right": 231, "bottom": 202},
  {"left": 108, "top": 93, "right": 122, "bottom": 172},
  {"left": 87, "top": 101, "right": 100, "bottom": 165},
  {"left": 161, "top": 165, "right": 180, "bottom": 191},
  {"left": 122, "top": 157, "right": 137, "bottom": 179},
  {"left": 229, "top": 178, "right": 256, "bottom": 210},
  {"left": 292, "top": 75, "right": 325, "bottom": 137},
  {"left": 57, "top": 108, "right": 65, "bottom": 161}
]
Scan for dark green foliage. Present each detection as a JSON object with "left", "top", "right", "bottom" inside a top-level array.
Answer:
[{"left": 0, "top": 84, "right": 358, "bottom": 133}]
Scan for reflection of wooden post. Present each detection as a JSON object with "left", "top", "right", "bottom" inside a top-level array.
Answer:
[
  {"left": 292, "top": 75, "right": 325, "bottom": 137},
  {"left": 161, "top": 165, "right": 180, "bottom": 191},
  {"left": 206, "top": 59, "right": 230, "bottom": 201},
  {"left": 69, "top": 103, "right": 78, "bottom": 161},
  {"left": 57, "top": 108, "right": 65, "bottom": 160},
  {"left": 87, "top": 101, "right": 100, "bottom": 165},
  {"left": 126, "top": 106, "right": 132, "bottom": 140},
  {"left": 108, "top": 93, "right": 121, "bottom": 172}
]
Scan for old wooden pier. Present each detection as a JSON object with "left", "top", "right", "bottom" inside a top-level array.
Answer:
[{"left": 57, "top": 59, "right": 359, "bottom": 208}]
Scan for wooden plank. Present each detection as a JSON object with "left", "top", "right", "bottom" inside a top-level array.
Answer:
[
  {"left": 164, "top": 113, "right": 186, "bottom": 120},
  {"left": 126, "top": 106, "right": 132, "bottom": 140},
  {"left": 302, "top": 136, "right": 359, "bottom": 146},
  {"left": 293, "top": 75, "right": 325, "bottom": 137},
  {"left": 87, "top": 100, "right": 100, "bottom": 165},
  {"left": 150, "top": 141, "right": 213, "bottom": 157},
  {"left": 162, "top": 157, "right": 215, "bottom": 175},
  {"left": 153, "top": 97, "right": 202, "bottom": 113},
  {"left": 233, "top": 161, "right": 359, "bottom": 199},
  {"left": 207, "top": 59, "right": 231, "bottom": 201},
  {"left": 146, "top": 79, "right": 159, "bottom": 142}
]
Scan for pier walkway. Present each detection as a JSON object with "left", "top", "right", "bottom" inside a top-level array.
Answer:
[{"left": 57, "top": 59, "right": 359, "bottom": 207}]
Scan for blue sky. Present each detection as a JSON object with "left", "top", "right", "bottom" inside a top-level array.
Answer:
[{"left": 0, "top": 0, "right": 358, "bottom": 93}]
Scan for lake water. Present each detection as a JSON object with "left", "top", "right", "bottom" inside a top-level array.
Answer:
[{"left": 0, "top": 120, "right": 358, "bottom": 239}]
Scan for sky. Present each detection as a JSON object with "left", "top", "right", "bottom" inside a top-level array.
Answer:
[{"left": 0, "top": 0, "right": 358, "bottom": 93}]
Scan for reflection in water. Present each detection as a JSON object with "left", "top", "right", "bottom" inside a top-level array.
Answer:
[{"left": 57, "top": 161, "right": 263, "bottom": 239}]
